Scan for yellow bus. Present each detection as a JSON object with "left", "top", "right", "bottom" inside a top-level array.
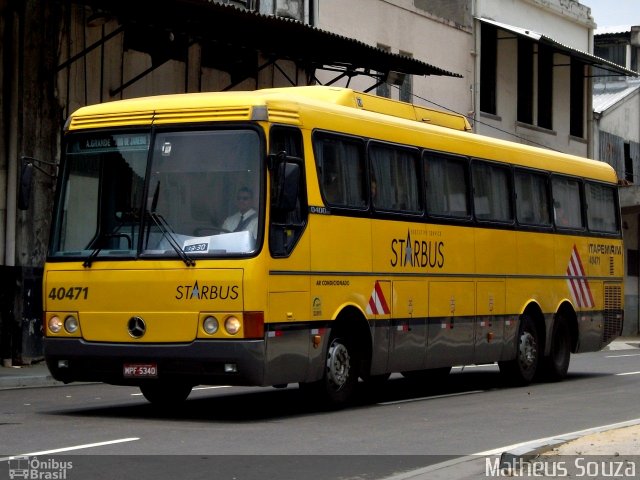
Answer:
[{"left": 42, "top": 86, "right": 624, "bottom": 406}]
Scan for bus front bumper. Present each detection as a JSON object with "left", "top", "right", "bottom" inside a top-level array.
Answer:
[{"left": 44, "top": 338, "right": 266, "bottom": 387}]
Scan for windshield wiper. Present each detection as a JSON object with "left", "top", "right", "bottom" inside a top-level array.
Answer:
[
  {"left": 146, "top": 179, "right": 195, "bottom": 267},
  {"left": 83, "top": 225, "right": 132, "bottom": 268},
  {"left": 147, "top": 211, "right": 196, "bottom": 267}
]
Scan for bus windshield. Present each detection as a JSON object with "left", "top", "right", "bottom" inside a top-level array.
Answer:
[{"left": 50, "top": 128, "right": 263, "bottom": 261}]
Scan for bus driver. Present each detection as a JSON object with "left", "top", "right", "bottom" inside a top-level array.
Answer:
[{"left": 222, "top": 186, "right": 258, "bottom": 239}]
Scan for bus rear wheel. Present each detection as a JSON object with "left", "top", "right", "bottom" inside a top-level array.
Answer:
[
  {"left": 499, "top": 315, "right": 539, "bottom": 385},
  {"left": 539, "top": 317, "right": 571, "bottom": 381},
  {"left": 139, "top": 382, "right": 192, "bottom": 407}
]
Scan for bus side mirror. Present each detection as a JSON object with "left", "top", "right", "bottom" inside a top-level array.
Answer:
[
  {"left": 273, "top": 161, "right": 300, "bottom": 212},
  {"left": 18, "top": 162, "right": 34, "bottom": 210},
  {"left": 18, "top": 156, "right": 59, "bottom": 210}
]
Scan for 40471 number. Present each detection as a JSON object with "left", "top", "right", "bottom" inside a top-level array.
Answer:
[{"left": 48, "top": 286, "right": 89, "bottom": 301}]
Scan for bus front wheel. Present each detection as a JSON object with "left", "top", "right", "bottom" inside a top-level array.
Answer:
[
  {"left": 499, "top": 315, "right": 539, "bottom": 385},
  {"left": 301, "top": 335, "right": 359, "bottom": 407},
  {"left": 139, "top": 382, "right": 192, "bottom": 407}
]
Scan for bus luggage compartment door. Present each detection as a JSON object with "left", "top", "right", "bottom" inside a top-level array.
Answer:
[{"left": 427, "top": 281, "right": 475, "bottom": 368}]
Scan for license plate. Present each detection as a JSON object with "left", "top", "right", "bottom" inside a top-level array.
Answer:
[{"left": 123, "top": 363, "right": 158, "bottom": 378}]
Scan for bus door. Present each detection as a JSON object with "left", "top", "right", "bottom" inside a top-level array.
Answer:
[
  {"left": 426, "top": 281, "right": 475, "bottom": 368},
  {"left": 474, "top": 281, "right": 506, "bottom": 364},
  {"left": 388, "top": 280, "right": 428, "bottom": 372},
  {"left": 265, "top": 126, "right": 311, "bottom": 386}
]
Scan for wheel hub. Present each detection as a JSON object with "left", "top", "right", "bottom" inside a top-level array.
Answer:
[
  {"left": 518, "top": 331, "right": 537, "bottom": 369},
  {"left": 326, "top": 340, "right": 350, "bottom": 389}
]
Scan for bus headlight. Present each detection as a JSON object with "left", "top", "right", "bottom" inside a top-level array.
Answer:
[
  {"left": 48, "top": 316, "right": 63, "bottom": 334},
  {"left": 225, "top": 316, "right": 241, "bottom": 335},
  {"left": 203, "top": 316, "right": 219, "bottom": 335},
  {"left": 64, "top": 315, "right": 79, "bottom": 333}
]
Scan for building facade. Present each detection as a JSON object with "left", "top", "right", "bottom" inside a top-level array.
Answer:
[{"left": 593, "top": 26, "right": 640, "bottom": 335}]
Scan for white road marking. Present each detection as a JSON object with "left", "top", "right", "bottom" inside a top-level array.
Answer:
[
  {"left": 130, "top": 385, "right": 231, "bottom": 396},
  {"left": 193, "top": 386, "right": 232, "bottom": 391},
  {"left": 616, "top": 371, "right": 640, "bottom": 376},
  {"left": 606, "top": 353, "right": 640, "bottom": 358},
  {"left": 0, "top": 437, "right": 140, "bottom": 462},
  {"left": 378, "top": 390, "right": 485, "bottom": 406}
]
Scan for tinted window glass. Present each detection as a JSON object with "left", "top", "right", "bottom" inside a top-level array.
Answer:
[
  {"left": 515, "top": 170, "right": 551, "bottom": 226},
  {"left": 425, "top": 154, "right": 470, "bottom": 218},
  {"left": 586, "top": 182, "right": 619, "bottom": 233},
  {"left": 314, "top": 133, "right": 366, "bottom": 208},
  {"left": 370, "top": 143, "right": 421, "bottom": 213},
  {"left": 552, "top": 176, "right": 584, "bottom": 229},
  {"left": 472, "top": 162, "right": 513, "bottom": 222}
]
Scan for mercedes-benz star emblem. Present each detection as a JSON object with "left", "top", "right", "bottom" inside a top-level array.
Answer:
[{"left": 127, "top": 316, "right": 146, "bottom": 338}]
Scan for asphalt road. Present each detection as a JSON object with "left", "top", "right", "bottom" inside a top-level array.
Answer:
[{"left": 1, "top": 348, "right": 639, "bottom": 479}]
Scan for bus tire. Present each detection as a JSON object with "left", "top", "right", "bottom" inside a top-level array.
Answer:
[
  {"left": 139, "top": 382, "right": 192, "bottom": 407},
  {"left": 499, "top": 315, "right": 539, "bottom": 385},
  {"left": 301, "top": 335, "right": 359, "bottom": 407},
  {"left": 539, "top": 317, "right": 571, "bottom": 381}
]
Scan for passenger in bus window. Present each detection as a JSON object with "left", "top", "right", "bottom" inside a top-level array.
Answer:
[
  {"left": 370, "top": 178, "right": 378, "bottom": 204},
  {"left": 222, "top": 186, "right": 258, "bottom": 238},
  {"left": 554, "top": 201, "right": 570, "bottom": 227}
]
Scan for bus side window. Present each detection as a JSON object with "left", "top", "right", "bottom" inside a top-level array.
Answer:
[
  {"left": 586, "top": 182, "right": 619, "bottom": 233},
  {"left": 314, "top": 133, "right": 366, "bottom": 209},
  {"left": 425, "top": 152, "right": 470, "bottom": 218},
  {"left": 472, "top": 160, "right": 513, "bottom": 223},
  {"left": 552, "top": 176, "right": 584, "bottom": 229},
  {"left": 515, "top": 170, "right": 552, "bottom": 226},
  {"left": 269, "top": 126, "right": 307, "bottom": 257},
  {"left": 370, "top": 142, "right": 421, "bottom": 213}
]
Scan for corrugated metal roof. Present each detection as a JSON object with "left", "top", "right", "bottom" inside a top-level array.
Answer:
[
  {"left": 593, "top": 81, "right": 640, "bottom": 113},
  {"left": 595, "top": 25, "right": 634, "bottom": 36},
  {"left": 79, "top": 0, "right": 462, "bottom": 79},
  {"left": 478, "top": 17, "right": 639, "bottom": 77}
]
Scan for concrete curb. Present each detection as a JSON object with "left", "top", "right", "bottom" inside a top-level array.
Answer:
[{"left": 381, "top": 418, "right": 640, "bottom": 480}]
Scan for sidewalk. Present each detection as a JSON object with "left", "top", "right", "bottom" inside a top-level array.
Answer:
[{"left": 0, "top": 360, "right": 60, "bottom": 390}]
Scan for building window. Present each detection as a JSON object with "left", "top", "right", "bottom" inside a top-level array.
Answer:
[
  {"left": 570, "top": 58, "right": 585, "bottom": 138},
  {"left": 480, "top": 23, "right": 497, "bottom": 115},
  {"left": 625, "top": 142, "right": 634, "bottom": 183},
  {"left": 399, "top": 51, "right": 413, "bottom": 103},
  {"left": 377, "top": 44, "right": 391, "bottom": 98},
  {"left": 517, "top": 38, "right": 534, "bottom": 124},
  {"left": 537, "top": 44, "right": 553, "bottom": 130}
]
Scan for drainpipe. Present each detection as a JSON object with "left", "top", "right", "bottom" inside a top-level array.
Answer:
[
  {"left": 586, "top": 27, "right": 594, "bottom": 159},
  {"left": 4, "top": 8, "right": 19, "bottom": 267},
  {"left": 471, "top": 0, "right": 479, "bottom": 133}
]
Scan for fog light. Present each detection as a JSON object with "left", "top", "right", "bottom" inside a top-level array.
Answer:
[
  {"left": 225, "top": 316, "right": 241, "bottom": 335},
  {"left": 203, "top": 316, "right": 219, "bottom": 335},
  {"left": 64, "top": 315, "right": 79, "bottom": 333},
  {"left": 48, "top": 316, "right": 63, "bottom": 334},
  {"left": 224, "top": 363, "right": 237, "bottom": 373},
  {"left": 58, "top": 360, "right": 69, "bottom": 368}
]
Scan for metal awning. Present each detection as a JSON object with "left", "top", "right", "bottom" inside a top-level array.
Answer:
[
  {"left": 478, "top": 17, "right": 639, "bottom": 77},
  {"left": 73, "top": 0, "right": 461, "bottom": 92}
]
